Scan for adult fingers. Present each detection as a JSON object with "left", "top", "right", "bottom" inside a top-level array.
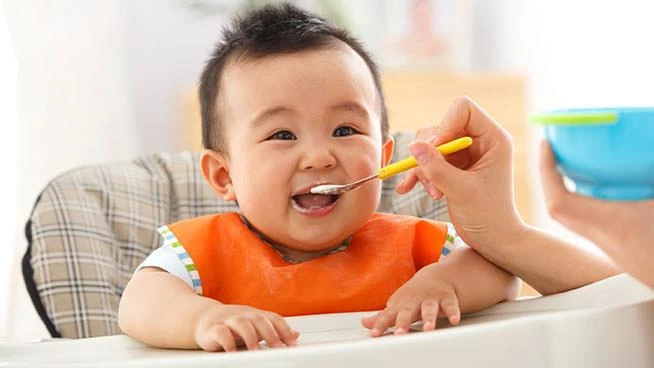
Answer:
[
  {"left": 539, "top": 141, "right": 604, "bottom": 231},
  {"left": 415, "top": 167, "right": 443, "bottom": 199},
  {"left": 539, "top": 140, "right": 571, "bottom": 214},
  {"left": 399, "top": 96, "right": 508, "bottom": 196},
  {"left": 396, "top": 143, "right": 471, "bottom": 195},
  {"left": 438, "top": 96, "right": 502, "bottom": 141},
  {"left": 539, "top": 141, "right": 628, "bottom": 242},
  {"left": 395, "top": 168, "right": 421, "bottom": 194},
  {"left": 408, "top": 141, "right": 466, "bottom": 196},
  {"left": 396, "top": 134, "right": 438, "bottom": 195}
]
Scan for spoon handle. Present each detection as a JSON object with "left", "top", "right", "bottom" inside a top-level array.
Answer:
[{"left": 376, "top": 136, "right": 473, "bottom": 180}]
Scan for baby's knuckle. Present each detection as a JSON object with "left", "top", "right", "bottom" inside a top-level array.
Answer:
[
  {"left": 250, "top": 313, "right": 268, "bottom": 323},
  {"left": 376, "top": 313, "right": 392, "bottom": 325},
  {"left": 213, "top": 324, "right": 229, "bottom": 335},
  {"left": 399, "top": 304, "right": 416, "bottom": 313},
  {"left": 422, "top": 299, "right": 438, "bottom": 308},
  {"left": 265, "top": 311, "right": 283, "bottom": 320},
  {"left": 227, "top": 314, "right": 247, "bottom": 325},
  {"left": 442, "top": 299, "right": 459, "bottom": 309}
]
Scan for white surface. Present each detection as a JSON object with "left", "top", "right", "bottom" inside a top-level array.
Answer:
[
  {"left": 0, "top": 4, "right": 18, "bottom": 342},
  {"left": 2, "top": 274, "right": 652, "bottom": 368}
]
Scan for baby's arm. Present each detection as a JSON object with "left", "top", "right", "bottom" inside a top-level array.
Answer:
[
  {"left": 362, "top": 247, "right": 519, "bottom": 336},
  {"left": 118, "top": 267, "right": 299, "bottom": 351}
]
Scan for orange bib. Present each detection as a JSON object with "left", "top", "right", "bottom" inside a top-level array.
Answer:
[{"left": 167, "top": 212, "right": 447, "bottom": 316}]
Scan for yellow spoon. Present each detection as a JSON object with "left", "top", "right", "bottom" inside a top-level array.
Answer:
[{"left": 311, "top": 136, "right": 473, "bottom": 195}]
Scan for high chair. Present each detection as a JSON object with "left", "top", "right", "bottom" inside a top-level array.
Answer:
[{"left": 22, "top": 132, "right": 450, "bottom": 338}]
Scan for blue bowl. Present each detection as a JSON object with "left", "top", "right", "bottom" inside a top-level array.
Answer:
[{"left": 533, "top": 107, "right": 654, "bottom": 201}]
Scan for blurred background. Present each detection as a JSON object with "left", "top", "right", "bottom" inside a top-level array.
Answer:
[{"left": 2, "top": 0, "right": 653, "bottom": 342}]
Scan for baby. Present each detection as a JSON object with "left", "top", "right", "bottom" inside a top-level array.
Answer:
[{"left": 118, "top": 3, "right": 519, "bottom": 352}]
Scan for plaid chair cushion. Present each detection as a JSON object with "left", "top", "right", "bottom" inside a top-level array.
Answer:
[{"left": 22, "top": 131, "right": 449, "bottom": 338}]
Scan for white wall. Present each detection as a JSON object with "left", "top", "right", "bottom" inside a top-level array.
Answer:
[
  {"left": 0, "top": 2, "right": 18, "bottom": 342},
  {"left": 1, "top": 0, "right": 232, "bottom": 342},
  {"left": 3, "top": 0, "right": 136, "bottom": 342},
  {"left": 122, "top": 0, "right": 234, "bottom": 153}
]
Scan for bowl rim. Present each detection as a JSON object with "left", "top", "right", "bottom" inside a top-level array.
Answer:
[{"left": 531, "top": 107, "right": 654, "bottom": 126}]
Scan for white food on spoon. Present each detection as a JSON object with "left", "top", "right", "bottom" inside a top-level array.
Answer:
[{"left": 310, "top": 184, "right": 341, "bottom": 195}]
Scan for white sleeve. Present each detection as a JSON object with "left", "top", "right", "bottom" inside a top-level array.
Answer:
[
  {"left": 136, "top": 245, "right": 194, "bottom": 291},
  {"left": 442, "top": 222, "right": 469, "bottom": 256}
]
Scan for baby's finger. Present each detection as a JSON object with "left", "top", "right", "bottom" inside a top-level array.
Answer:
[
  {"left": 440, "top": 296, "right": 461, "bottom": 325},
  {"left": 420, "top": 300, "right": 440, "bottom": 331},
  {"left": 224, "top": 316, "right": 260, "bottom": 350},
  {"left": 360, "top": 312, "right": 380, "bottom": 329},
  {"left": 204, "top": 324, "right": 237, "bottom": 352},
  {"left": 266, "top": 312, "right": 299, "bottom": 346},
  {"left": 394, "top": 304, "right": 420, "bottom": 335},
  {"left": 370, "top": 307, "right": 397, "bottom": 337},
  {"left": 249, "top": 314, "right": 283, "bottom": 348}
]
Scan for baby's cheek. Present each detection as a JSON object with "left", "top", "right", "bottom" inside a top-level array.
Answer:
[{"left": 353, "top": 153, "right": 380, "bottom": 177}]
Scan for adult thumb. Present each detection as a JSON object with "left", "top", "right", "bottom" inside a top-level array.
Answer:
[{"left": 409, "top": 140, "right": 463, "bottom": 196}]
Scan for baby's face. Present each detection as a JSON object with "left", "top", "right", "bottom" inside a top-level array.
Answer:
[{"left": 216, "top": 42, "right": 392, "bottom": 252}]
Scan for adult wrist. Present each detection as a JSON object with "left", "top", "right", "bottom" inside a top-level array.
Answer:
[{"left": 471, "top": 218, "right": 529, "bottom": 268}]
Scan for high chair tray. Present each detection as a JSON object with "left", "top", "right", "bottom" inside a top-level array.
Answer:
[{"left": 2, "top": 274, "right": 652, "bottom": 368}]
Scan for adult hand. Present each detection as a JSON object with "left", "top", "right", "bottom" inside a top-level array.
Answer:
[
  {"left": 540, "top": 140, "right": 654, "bottom": 287},
  {"left": 396, "top": 96, "right": 525, "bottom": 253},
  {"left": 394, "top": 97, "right": 620, "bottom": 295}
]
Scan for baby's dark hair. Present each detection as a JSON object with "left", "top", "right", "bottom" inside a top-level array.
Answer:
[{"left": 199, "top": 3, "right": 389, "bottom": 152}]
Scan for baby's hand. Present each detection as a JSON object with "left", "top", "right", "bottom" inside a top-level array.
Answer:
[
  {"left": 194, "top": 304, "right": 299, "bottom": 352},
  {"left": 361, "top": 264, "right": 461, "bottom": 337}
]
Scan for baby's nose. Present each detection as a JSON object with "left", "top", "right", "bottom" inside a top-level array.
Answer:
[
  {"left": 303, "top": 161, "right": 334, "bottom": 170},
  {"left": 301, "top": 149, "right": 337, "bottom": 171}
]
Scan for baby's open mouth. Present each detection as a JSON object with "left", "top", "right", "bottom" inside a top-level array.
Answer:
[{"left": 291, "top": 193, "right": 340, "bottom": 210}]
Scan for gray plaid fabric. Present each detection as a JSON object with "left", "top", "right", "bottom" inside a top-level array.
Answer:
[{"left": 23, "top": 131, "right": 449, "bottom": 338}]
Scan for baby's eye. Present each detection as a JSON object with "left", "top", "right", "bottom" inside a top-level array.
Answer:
[
  {"left": 333, "top": 126, "right": 358, "bottom": 137},
  {"left": 268, "top": 130, "right": 296, "bottom": 140}
]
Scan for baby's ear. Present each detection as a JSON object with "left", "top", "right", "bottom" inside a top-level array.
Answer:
[
  {"left": 382, "top": 136, "right": 395, "bottom": 166},
  {"left": 200, "top": 150, "right": 236, "bottom": 201}
]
